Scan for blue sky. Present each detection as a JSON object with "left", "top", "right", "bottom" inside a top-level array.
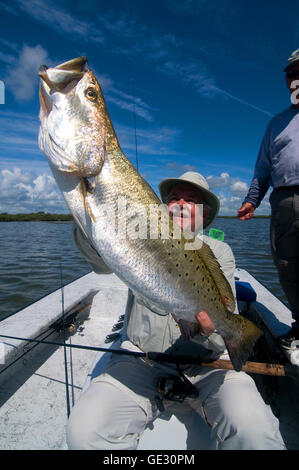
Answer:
[{"left": 0, "top": 0, "right": 298, "bottom": 214}]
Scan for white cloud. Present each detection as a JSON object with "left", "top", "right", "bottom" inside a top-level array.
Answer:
[
  {"left": 160, "top": 60, "right": 273, "bottom": 116},
  {"left": 159, "top": 60, "right": 219, "bottom": 99},
  {"left": 4, "top": 1, "right": 272, "bottom": 117},
  {"left": 215, "top": 185, "right": 270, "bottom": 216},
  {"left": 217, "top": 194, "right": 243, "bottom": 214},
  {"left": 0, "top": 166, "right": 271, "bottom": 216},
  {"left": 114, "top": 123, "right": 185, "bottom": 158},
  {"left": 96, "top": 72, "right": 157, "bottom": 122},
  {"left": 159, "top": 168, "right": 269, "bottom": 215},
  {"left": 230, "top": 181, "right": 249, "bottom": 193},
  {"left": 95, "top": 9, "right": 273, "bottom": 116},
  {"left": 6, "top": 44, "right": 50, "bottom": 101},
  {"left": 206, "top": 172, "right": 249, "bottom": 196},
  {"left": 17, "top": 0, "right": 104, "bottom": 43},
  {"left": 106, "top": 94, "right": 154, "bottom": 122},
  {"left": 0, "top": 167, "right": 66, "bottom": 213},
  {"left": 207, "top": 172, "right": 231, "bottom": 188}
]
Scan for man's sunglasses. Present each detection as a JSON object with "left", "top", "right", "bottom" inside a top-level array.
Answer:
[{"left": 286, "top": 70, "right": 299, "bottom": 80}]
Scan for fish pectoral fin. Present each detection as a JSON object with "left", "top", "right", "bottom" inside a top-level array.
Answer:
[
  {"left": 81, "top": 178, "right": 96, "bottom": 222},
  {"left": 85, "top": 199, "right": 96, "bottom": 222},
  {"left": 223, "top": 314, "right": 263, "bottom": 371},
  {"left": 198, "top": 242, "right": 236, "bottom": 313}
]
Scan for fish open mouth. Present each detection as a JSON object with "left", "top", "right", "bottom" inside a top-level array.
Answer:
[{"left": 39, "top": 56, "right": 88, "bottom": 117}]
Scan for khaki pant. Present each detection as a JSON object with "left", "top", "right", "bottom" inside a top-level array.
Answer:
[
  {"left": 270, "top": 190, "right": 299, "bottom": 322},
  {"left": 66, "top": 353, "right": 284, "bottom": 450}
]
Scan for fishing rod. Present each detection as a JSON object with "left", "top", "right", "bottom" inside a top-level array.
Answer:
[
  {"left": 60, "top": 264, "right": 71, "bottom": 418},
  {"left": 1, "top": 332, "right": 298, "bottom": 379}
]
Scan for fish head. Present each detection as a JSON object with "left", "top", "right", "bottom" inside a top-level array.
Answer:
[{"left": 38, "top": 56, "right": 109, "bottom": 178}]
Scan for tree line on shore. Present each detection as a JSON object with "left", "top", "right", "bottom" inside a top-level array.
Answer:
[
  {"left": 0, "top": 212, "right": 74, "bottom": 221},
  {"left": 0, "top": 211, "right": 270, "bottom": 221}
]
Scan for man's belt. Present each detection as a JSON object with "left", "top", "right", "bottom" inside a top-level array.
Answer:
[{"left": 275, "top": 185, "right": 299, "bottom": 192}]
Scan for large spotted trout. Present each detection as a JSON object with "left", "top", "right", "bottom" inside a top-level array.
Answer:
[{"left": 38, "top": 57, "right": 262, "bottom": 371}]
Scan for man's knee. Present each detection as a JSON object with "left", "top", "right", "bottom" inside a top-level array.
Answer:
[
  {"left": 216, "top": 421, "right": 284, "bottom": 450},
  {"left": 66, "top": 409, "right": 95, "bottom": 450},
  {"left": 66, "top": 379, "right": 148, "bottom": 450},
  {"left": 66, "top": 387, "right": 112, "bottom": 450},
  {"left": 207, "top": 372, "right": 284, "bottom": 449}
]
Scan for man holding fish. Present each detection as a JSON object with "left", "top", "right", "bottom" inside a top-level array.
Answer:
[
  {"left": 37, "top": 57, "right": 284, "bottom": 449},
  {"left": 67, "top": 172, "right": 284, "bottom": 450}
]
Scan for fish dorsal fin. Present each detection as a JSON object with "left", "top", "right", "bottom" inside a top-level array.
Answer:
[{"left": 198, "top": 241, "right": 235, "bottom": 313}]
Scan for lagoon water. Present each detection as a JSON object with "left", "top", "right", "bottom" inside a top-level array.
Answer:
[{"left": 0, "top": 218, "right": 287, "bottom": 320}]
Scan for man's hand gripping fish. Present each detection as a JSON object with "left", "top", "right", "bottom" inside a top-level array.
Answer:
[{"left": 38, "top": 57, "right": 263, "bottom": 371}]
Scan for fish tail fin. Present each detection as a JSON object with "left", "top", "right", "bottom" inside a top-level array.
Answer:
[{"left": 223, "top": 315, "right": 263, "bottom": 372}]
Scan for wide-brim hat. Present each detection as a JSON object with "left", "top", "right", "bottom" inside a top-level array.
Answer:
[
  {"left": 284, "top": 48, "right": 299, "bottom": 72},
  {"left": 158, "top": 171, "right": 220, "bottom": 229}
]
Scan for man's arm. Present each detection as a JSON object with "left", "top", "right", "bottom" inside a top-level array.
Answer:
[{"left": 238, "top": 126, "right": 272, "bottom": 219}]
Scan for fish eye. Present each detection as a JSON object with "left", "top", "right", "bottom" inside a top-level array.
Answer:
[{"left": 85, "top": 88, "right": 97, "bottom": 101}]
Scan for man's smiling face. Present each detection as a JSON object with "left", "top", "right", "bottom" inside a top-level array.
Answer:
[{"left": 166, "top": 182, "right": 210, "bottom": 233}]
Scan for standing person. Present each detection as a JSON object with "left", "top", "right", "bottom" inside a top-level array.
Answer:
[
  {"left": 67, "top": 172, "right": 284, "bottom": 450},
  {"left": 238, "top": 49, "right": 299, "bottom": 349}
]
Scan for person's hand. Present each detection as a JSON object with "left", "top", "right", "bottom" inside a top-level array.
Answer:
[
  {"left": 195, "top": 311, "right": 215, "bottom": 336},
  {"left": 237, "top": 202, "right": 255, "bottom": 220},
  {"left": 173, "top": 311, "right": 215, "bottom": 340}
]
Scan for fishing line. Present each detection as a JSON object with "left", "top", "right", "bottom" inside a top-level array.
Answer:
[
  {"left": 69, "top": 335, "right": 75, "bottom": 407},
  {"left": 60, "top": 263, "right": 71, "bottom": 418},
  {"left": 131, "top": 77, "right": 139, "bottom": 171}
]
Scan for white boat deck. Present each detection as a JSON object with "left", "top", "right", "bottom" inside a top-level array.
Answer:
[
  {"left": 0, "top": 272, "right": 128, "bottom": 449},
  {"left": 0, "top": 269, "right": 298, "bottom": 450}
]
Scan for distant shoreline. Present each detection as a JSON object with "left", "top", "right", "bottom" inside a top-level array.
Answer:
[
  {"left": 0, "top": 212, "right": 270, "bottom": 221},
  {"left": 0, "top": 212, "right": 73, "bottom": 222}
]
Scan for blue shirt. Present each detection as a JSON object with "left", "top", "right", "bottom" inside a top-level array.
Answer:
[{"left": 244, "top": 106, "right": 299, "bottom": 208}]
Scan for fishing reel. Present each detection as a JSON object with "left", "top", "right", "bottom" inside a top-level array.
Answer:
[{"left": 157, "top": 372, "right": 199, "bottom": 403}]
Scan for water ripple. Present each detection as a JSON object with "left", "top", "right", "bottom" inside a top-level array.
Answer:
[{"left": 0, "top": 222, "right": 90, "bottom": 318}]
